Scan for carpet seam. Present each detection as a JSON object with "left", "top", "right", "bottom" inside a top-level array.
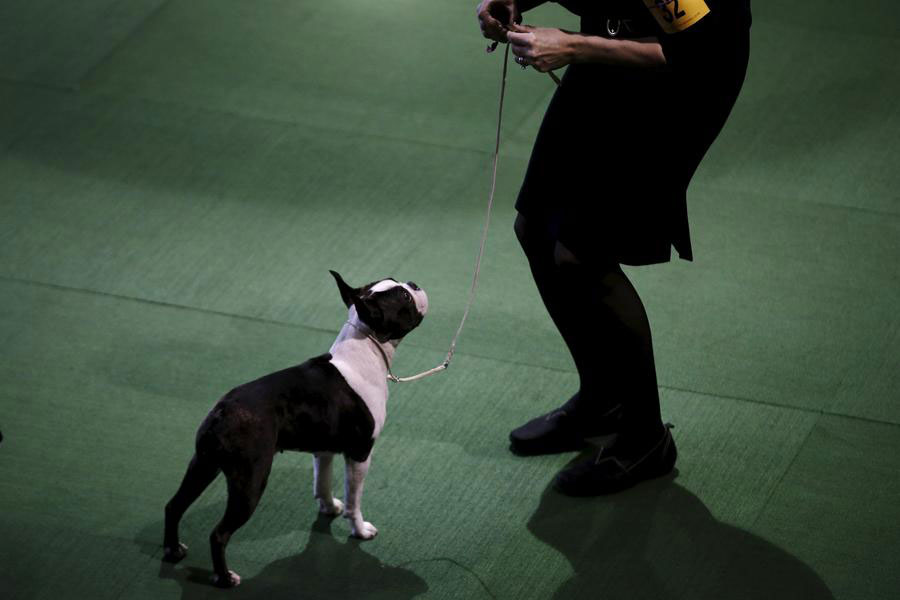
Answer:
[
  {"left": 75, "top": 0, "right": 176, "bottom": 91},
  {"left": 748, "top": 416, "right": 820, "bottom": 530},
  {"left": 3, "top": 274, "right": 899, "bottom": 431}
]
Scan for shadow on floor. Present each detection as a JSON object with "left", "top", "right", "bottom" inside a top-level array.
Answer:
[
  {"left": 528, "top": 465, "right": 834, "bottom": 599},
  {"left": 154, "top": 515, "right": 428, "bottom": 600}
]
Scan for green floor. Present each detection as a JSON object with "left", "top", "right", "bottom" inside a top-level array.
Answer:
[{"left": 1, "top": 1, "right": 899, "bottom": 598}]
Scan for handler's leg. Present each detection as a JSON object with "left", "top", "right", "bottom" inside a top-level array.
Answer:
[
  {"left": 514, "top": 214, "right": 599, "bottom": 393},
  {"left": 551, "top": 246, "right": 676, "bottom": 495},
  {"left": 570, "top": 256, "right": 663, "bottom": 439},
  {"left": 509, "top": 214, "right": 623, "bottom": 455}
]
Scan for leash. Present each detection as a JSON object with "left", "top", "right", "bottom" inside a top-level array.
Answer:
[
  {"left": 374, "top": 44, "right": 513, "bottom": 384},
  {"left": 373, "top": 44, "right": 560, "bottom": 384}
]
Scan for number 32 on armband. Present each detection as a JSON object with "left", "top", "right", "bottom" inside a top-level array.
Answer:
[{"left": 643, "top": 0, "right": 710, "bottom": 33}]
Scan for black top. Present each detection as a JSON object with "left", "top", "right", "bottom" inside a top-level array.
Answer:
[
  {"left": 515, "top": 0, "right": 752, "bottom": 265},
  {"left": 552, "top": 0, "right": 752, "bottom": 66}
]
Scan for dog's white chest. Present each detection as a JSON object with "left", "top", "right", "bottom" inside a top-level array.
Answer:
[{"left": 329, "top": 345, "right": 388, "bottom": 439}]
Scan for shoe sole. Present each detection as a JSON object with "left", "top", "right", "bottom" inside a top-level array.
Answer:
[
  {"left": 553, "top": 433, "right": 678, "bottom": 496},
  {"left": 553, "top": 460, "right": 675, "bottom": 496}
]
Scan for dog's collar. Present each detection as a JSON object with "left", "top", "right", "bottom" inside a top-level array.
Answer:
[{"left": 345, "top": 320, "right": 402, "bottom": 383}]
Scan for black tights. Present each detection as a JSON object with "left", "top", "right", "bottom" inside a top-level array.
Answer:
[{"left": 514, "top": 213, "right": 663, "bottom": 446}]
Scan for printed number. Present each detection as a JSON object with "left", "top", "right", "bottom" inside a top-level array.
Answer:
[{"left": 657, "top": 0, "right": 687, "bottom": 23}]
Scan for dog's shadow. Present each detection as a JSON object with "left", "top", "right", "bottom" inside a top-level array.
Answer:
[
  {"left": 151, "top": 512, "right": 427, "bottom": 600},
  {"left": 528, "top": 461, "right": 835, "bottom": 600}
]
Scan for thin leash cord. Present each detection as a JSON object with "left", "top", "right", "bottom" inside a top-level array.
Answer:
[{"left": 386, "top": 44, "right": 512, "bottom": 383}]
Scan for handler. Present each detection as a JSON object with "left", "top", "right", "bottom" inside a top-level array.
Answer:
[{"left": 476, "top": 0, "right": 751, "bottom": 495}]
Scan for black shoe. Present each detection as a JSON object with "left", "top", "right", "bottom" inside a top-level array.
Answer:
[
  {"left": 509, "top": 395, "right": 622, "bottom": 457},
  {"left": 553, "top": 423, "right": 677, "bottom": 496}
]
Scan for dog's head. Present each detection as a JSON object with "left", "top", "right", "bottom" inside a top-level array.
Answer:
[{"left": 330, "top": 270, "right": 428, "bottom": 343}]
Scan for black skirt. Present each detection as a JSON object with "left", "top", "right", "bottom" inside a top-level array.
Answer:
[{"left": 515, "top": 2, "right": 751, "bottom": 266}]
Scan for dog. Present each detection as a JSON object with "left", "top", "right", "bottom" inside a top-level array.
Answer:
[{"left": 162, "top": 271, "right": 428, "bottom": 587}]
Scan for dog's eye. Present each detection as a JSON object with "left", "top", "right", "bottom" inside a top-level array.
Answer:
[{"left": 402, "top": 289, "right": 412, "bottom": 302}]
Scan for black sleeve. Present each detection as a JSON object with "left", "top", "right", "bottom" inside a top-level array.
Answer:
[
  {"left": 656, "top": 1, "right": 751, "bottom": 70},
  {"left": 656, "top": 12, "right": 715, "bottom": 69}
]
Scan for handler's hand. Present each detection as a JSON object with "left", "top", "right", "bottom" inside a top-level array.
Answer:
[
  {"left": 507, "top": 24, "right": 575, "bottom": 72},
  {"left": 476, "top": 0, "right": 520, "bottom": 43}
]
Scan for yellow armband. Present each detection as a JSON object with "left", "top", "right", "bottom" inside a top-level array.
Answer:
[{"left": 642, "top": 0, "right": 710, "bottom": 34}]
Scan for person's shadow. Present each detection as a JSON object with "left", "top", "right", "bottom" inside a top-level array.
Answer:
[
  {"left": 153, "top": 511, "right": 428, "bottom": 600},
  {"left": 528, "top": 461, "right": 834, "bottom": 600}
]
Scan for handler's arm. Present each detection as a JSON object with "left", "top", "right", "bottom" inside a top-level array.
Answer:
[
  {"left": 507, "top": 25, "right": 666, "bottom": 71},
  {"left": 569, "top": 33, "right": 666, "bottom": 68}
]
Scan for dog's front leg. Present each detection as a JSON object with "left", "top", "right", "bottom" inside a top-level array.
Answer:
[
  {"left": 313, "top": 453, "right": 344, "bottom": 516},
  {"left": 343, "top": 455, "right": 377, "bottom": 539}
]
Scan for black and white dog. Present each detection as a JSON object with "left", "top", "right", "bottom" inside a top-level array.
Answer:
[{"left": 162, "top": 271, "right": 428, "bottom": 587}]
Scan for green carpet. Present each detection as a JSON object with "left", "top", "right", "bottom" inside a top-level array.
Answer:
[
  {"left": 0, "top": 0, "right": 168, "bottom": 88},
  {"left": 1, "top": 1, "right": 898, "bottom": 599}
]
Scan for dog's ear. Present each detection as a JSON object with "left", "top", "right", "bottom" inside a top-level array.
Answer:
[{"left": 330, "top": 270, "right": 357, "bottom": 308}]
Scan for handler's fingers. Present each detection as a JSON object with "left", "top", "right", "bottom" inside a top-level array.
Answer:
[
  {"left": 478, "top": 13, "right": 509, "bottom": 42},
  {"left": 511, "top": 54, "right": 529, "bottom": 69},
  {"left": 506, "top": 31, "right": 536, "bottom": 49},
  {"left": 508, "top": 23, "right": 536, "bottom": 32},
  {"left": 510, "top": 45, "right": 532, "bottom": 67}
]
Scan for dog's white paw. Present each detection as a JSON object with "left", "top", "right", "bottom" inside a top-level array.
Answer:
[
  {"left": 351, "top": 521, "right": 378, "bottom": 540},
  {"left": 318, "top": 497, "right": 344, "bottom": 516},
  {"left": 211, "top": 570, "right": 241, "bottom": 588}
]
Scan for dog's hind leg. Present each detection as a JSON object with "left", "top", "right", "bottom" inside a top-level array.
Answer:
[
  {"left": 163, "top": 453, "right": 220, "bottom": 563},
  {"left": 313, "top": 453, "right": 344, "bottom": 516},
  {"left": 209, "top": 455, "right": 273, "bottom": 588}
]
